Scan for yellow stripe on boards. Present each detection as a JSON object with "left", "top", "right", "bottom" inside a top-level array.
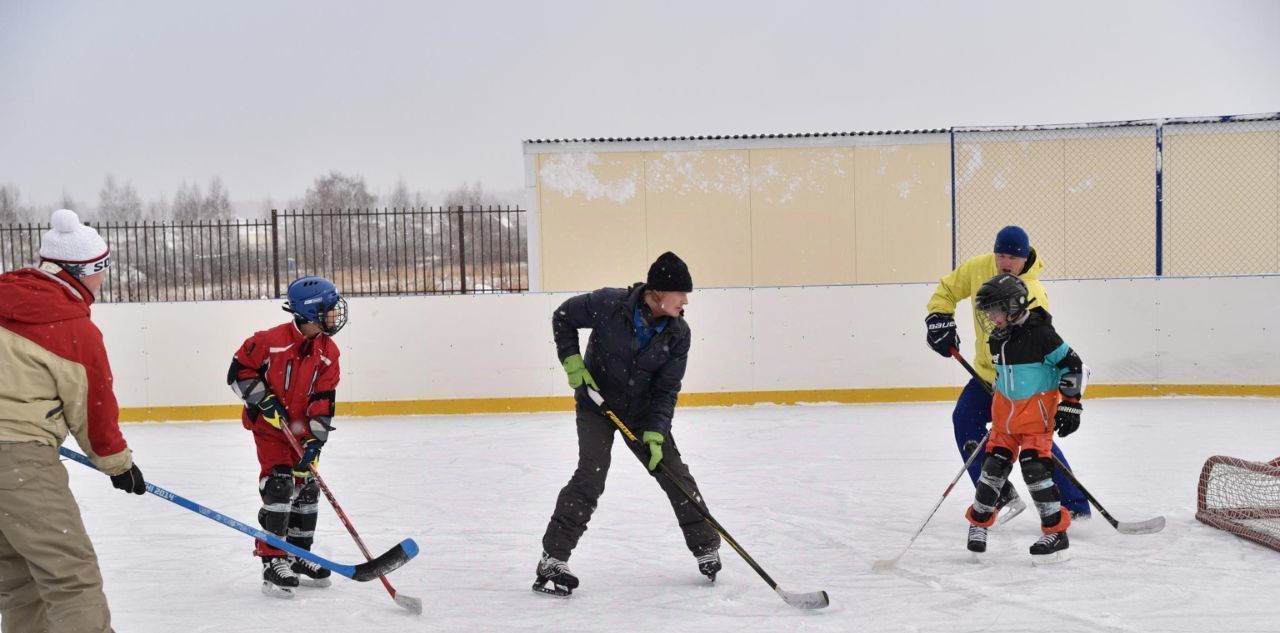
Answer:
[{"left": 117, "top": 385, "right": 1280, "bottom": 423}]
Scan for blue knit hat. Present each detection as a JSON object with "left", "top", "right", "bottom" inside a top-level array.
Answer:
[{"left": 993, "top": 225, "right": 1030, "bottom": 258}]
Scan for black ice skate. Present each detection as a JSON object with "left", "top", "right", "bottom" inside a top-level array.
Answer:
[
  {"left": 262, "top": 556, "right": 300, "bottom": 598},
  {"left": 532, "top": 551, "right": 578, "bottom": 597},
  {"left": 291, "top": 556, "right": 333, "bottom": 588},
  {"left": 696, "top": 549, "right": 722, "bottom": 581},
  {"left": 967, "top": 525, "right": 988, "bottom": 553},
  {"left": 1029, "top": 531, "right": 1070, "bottom": 565}
]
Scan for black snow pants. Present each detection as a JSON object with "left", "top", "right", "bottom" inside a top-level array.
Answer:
[{"left": 541, "top": 405, "right": 720, "bottom": 560}]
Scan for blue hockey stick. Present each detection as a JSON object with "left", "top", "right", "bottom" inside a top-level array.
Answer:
[{"left": 59, "top": 447, "right": 419, "bottom": 581}]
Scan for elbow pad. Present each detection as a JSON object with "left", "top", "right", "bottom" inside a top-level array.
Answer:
[{"left": 233, "top": 377, "right": 269, "bottom": 407}]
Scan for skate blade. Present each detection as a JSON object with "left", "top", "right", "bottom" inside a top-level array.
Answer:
[
  {"left": 1031, "top": 550, "right": 1071, "bottom": 566},
  {"left": 261, "top": 582, "right": 296, "bottom": 599},
  {"left": 994, "top": 499, "right": 1027, "bottom": 527},
  {"left": 532, "top": 581, "right": 572, "bottom": 597},
  {"left": 298, "top": 576, "right": 332, "bottom": 588}
]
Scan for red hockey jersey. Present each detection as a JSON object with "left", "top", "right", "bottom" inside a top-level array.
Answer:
[{"left": 231, "top": 322, "right": 340, "bottom": 435}]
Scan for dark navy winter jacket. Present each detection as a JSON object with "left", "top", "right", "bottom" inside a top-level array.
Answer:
[{"left": 553, "top": 283, "right": 690, "bottom": 436}]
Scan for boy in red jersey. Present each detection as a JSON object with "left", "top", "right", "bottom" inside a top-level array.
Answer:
[{"left": 228, "top": 276, "right": 347, "bottom": 597}]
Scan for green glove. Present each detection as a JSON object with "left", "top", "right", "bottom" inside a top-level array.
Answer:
[
  {"left": 561, "top": 354, "right": 598, "bottom": 390},
  {"left": 642, "top": 431, "right": 664, "bottom": 471}
]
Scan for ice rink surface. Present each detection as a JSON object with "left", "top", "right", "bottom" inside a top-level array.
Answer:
[{"left": 64, "top": 397, "right": 1278, "bottom": 632}]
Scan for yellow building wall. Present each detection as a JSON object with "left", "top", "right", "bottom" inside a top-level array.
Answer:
[
  {"left": 535, "top": 141, "right": 955, "bottom": 290},
  {"left": 853, "top": 144, "right": 951, "bottom": 283},
  {"left": 644, "top": 150, "right": 754, "bottom": 287},
  {"left": 1063, "top": 136, "right": 1156, "bottom": 278},
  {"left": 748, "top": 147, "right": 856, "bottom": 286},
  {"left": 1163, "top": 130, "right": 1280, "bottom": 276},
  {"left": 533, "top": 128, "right": 1280, "bottom": 290},
  {"left": 537, "top": 152, "right": 648, "bottom": 290},
  {"left": 953, "top": 139, "right": 1067, "bottom": 273}
]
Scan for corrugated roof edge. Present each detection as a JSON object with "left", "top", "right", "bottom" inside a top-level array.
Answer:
[{"left": 524, "top": 128, "right": 949, "bottom": 144}]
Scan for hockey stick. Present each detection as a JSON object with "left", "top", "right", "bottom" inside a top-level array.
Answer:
[
  {"left": 586, "top": 389, "right": 829, "bottom": 610},
  {"left": 871, "top": 427, "right": 989, "bottom": 571},
  {"left": 950, "top": 351, "right": 1166, "bottom": 535},
  {"left": 279, "top": 422, "right": 423, "bottom": 614},
  {"left": 59, "top": 447, "right": 418, "bottom": 581}
]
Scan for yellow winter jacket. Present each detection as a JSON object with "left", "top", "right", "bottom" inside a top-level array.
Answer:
[{"left": 925, "top": 251, "right": 1049, "bottom": 384}]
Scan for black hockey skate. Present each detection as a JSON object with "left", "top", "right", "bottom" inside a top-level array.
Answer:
[
  {"left": 262, "top": 556, "right": 299, "bottom": 598},
  {"left": 291, "top": 556, "right": 333, "bottom": 588},
  {"left": 967, "top": 525, "right": 988, "bottom": 553},
  {"left": 532, "top": 552, "right": 578, "bottom": 597},
  {"left": 696, "top": 550, "right": 722, "bottom": 581},
  {"left": 1029, "top": 531, "right": 1070, "bottom": 565}
]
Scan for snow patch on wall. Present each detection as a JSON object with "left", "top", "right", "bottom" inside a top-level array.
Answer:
[
  {"left": 646, "top": 151, "right": 750, "bottom": 198},
  {"left": 539, "top": 153, "right": 638, "bottom": 203}
]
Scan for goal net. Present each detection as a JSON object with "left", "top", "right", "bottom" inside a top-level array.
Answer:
[{"left": 1196, "top": 455, "right": 1280, "bottom": 552}]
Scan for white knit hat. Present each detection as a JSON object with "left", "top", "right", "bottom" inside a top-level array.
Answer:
[{"left": 40, "top": 209, "right": 111, "bottom": 277}]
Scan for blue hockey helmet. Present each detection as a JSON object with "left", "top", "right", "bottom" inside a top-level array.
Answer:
[{"left": 284, "top": 276, "right": 348, "bottom": 335}]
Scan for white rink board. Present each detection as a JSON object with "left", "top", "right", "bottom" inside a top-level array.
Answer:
[{"left": 91, "top": 276, "right": 1280, "bottom": 409}]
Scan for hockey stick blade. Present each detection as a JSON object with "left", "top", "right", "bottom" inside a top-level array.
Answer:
[
  {"left": 1115, "top": 516, "right": 1166, "bottom": 535},
  {"left": 777, "top": 587, "right": 831, "bottom": 609},
  {"left": 352, "top": 539, "right": 419, "bottom": 581},
  {"left": 393, "top": 591, "right": 424, "bottom": 614},
  {"left": 871, "top": 557, "right": 901, "bottom": 572}
]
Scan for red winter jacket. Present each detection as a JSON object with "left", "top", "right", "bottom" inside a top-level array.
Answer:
[
  {"left": 230, "top": 322, "right": 340, "bottom": 438},
  {"left": 0, "top": 263, "right": 133, "bottom": 475}
]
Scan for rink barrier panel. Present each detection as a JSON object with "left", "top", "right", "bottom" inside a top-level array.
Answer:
[
  {"left": 94, "top": 275, "right": 1280, "bottom": 422},
  {"left": 117, "top": 383, "right": 1280, "bottom": 422}
]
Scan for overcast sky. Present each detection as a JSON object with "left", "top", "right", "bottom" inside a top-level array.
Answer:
[{"left": 2, "top": 0, "right": 1277, "bottom": 207}]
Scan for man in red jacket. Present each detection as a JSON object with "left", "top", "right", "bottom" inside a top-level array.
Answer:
[
  {"left": 228, "top": 276, "right": 346, "bottom": 598},
  {"left": 0, "top": 208, "right": 146, "bottom": 633}
]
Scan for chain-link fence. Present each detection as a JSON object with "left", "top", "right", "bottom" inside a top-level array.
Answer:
[
  {"left": 1163, "top": 117, "right": 1280, "bottom": 276},
  {"left": 953, "top": 113, "right": 1280, "bottom": 279},
  {"left": 0, "top": 207, "right": 527, "bottom": 303}
]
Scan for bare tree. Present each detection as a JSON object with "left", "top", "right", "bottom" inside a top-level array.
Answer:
[
  {"left": 98, "top": 175, "right": 143, "bottom": 222},
  {"left": 172, "top": 181, "right": 203, "bottom": 222},
  {"left": 204, "top": 176, "right": 232, "bottom": 219},
  {"left": 443, "top": 180, "right": 486, "bottom": 209},
  {"left": 146, "top": 193, "right": 171, "bottom": 221},
  {"left": 0, "top": 184, "right": 19, "bottom": 224},
  {"left": 302, "top": 171, "right": 376, "bottom": 210},
  {"left": 58, "top": 191, "right": 81, "bottom": 213},
  {"left": 387, "top": 178, "right": 412, "bottom": 209}
]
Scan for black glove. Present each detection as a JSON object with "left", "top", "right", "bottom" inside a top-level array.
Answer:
[
  {"left": 925, "top": 312, "right": 959, "bottom": 357},
  {"left": 110, "top": 463, "right": 146, "bottom": 495},
  {"left": 1055, "top": 400, "right": 1082, "bottom": 437}
]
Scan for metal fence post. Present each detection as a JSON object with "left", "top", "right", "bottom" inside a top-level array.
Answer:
[
  {"left": 271, "top": 209, "right": 281, "bottom": 298},
  {"left": 456, "top": 206, "right": 467, "bottom": 294}
]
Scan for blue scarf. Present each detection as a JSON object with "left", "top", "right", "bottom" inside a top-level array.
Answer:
[{"left": 633, "top": 307, "right": 668, "bottom": 350}]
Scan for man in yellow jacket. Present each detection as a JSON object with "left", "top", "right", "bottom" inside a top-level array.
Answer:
[{"left": 925, "top": 225, "right": 1089, "bottom": 519}]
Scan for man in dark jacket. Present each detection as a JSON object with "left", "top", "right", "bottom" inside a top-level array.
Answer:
[{"left": 533, "top": 252, "right": 720, "bottom": 597}]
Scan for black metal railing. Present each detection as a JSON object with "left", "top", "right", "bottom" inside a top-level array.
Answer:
[{"left": 0, "top": 207, "right": 527, "bottom": 303}]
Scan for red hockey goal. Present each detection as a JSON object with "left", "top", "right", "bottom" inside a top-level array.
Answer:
[{"left": 1196, "top": 456, "right": 1280, "bottom": 552}]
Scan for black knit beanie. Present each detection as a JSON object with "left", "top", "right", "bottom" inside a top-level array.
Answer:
[{"left": 646, "top": 251, "right": 693, "bottom": 292}]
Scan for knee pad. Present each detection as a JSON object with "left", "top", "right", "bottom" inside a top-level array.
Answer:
[
  {"left": 288, "top": 480, "right": 321, "bottom": 549},
  {"left": 1019, "top": 451, "right": 1053, "bottom": 488},
  {"left": 975, "top": 449, "right": 1015, "bottom": 508},
  {"left": 1019, "top": 452, "right": 1062, "bottom": 522},
  {"left": 258, "top": 467, "right": 295, "bottom": 535}
]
